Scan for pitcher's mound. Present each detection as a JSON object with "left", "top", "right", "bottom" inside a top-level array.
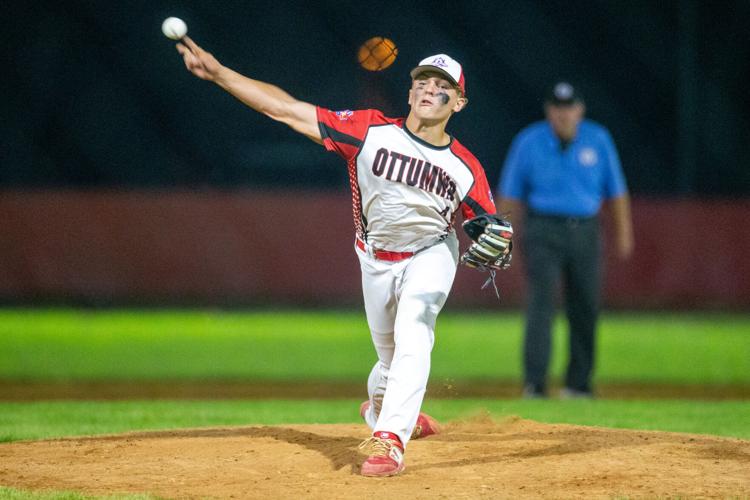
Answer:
[{"left": 1, "top": 416, "right": 748, "bottom": 498}]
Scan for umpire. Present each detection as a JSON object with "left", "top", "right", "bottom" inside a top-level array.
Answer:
[{"left": 496, "top": 82, "right": 634, "bottom": 398}]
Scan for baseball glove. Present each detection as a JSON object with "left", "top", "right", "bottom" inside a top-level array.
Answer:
[{"left": 460, "top": 214, "right": 513, "bottom": 270}]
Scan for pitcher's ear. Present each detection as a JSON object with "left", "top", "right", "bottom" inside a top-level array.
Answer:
[{"left": 454, "top": 96, "right": 468, "bottom": 112}]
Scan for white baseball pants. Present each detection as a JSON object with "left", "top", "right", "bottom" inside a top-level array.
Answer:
[{"left": 356, "top": 234, "right": 459, "bottom": 447}]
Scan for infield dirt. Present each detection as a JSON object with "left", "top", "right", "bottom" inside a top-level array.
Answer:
[{"left": 1, "top": 415, "right": 748, "bottom": 499}]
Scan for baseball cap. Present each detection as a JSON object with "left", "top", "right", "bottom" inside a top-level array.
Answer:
[
  {"left": 545, "top": 81, "right": 584, "bottom": 106},
  {"left": 410, "top": 54, "right": 466, "bottom": 96}
]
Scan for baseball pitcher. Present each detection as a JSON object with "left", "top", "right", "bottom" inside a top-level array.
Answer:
[{"left": 176, "top": 38, "right": 513, "bottom": 477}]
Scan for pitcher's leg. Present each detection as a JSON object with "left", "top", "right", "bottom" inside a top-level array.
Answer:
[
  {"left": 357, "top": 248, "right": 398, "bottom": 429},
  {"left": 364, "top": 330, "right": 394, "bottom": 429},
  {"left": 374, "top": 239, "right": 458, "bottom": 447}
]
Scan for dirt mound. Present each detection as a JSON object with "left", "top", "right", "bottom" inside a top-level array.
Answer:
[{"left": 1, "top": 416, "right": 748, "bottom": 499}]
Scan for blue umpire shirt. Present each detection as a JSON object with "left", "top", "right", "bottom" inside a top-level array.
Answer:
[{"left": 498, "top": 119, "right": 627, "bottom": 218}]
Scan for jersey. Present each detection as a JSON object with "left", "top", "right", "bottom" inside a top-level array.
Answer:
[
  {"left": 317, "top": 107, "right": 496, "bottom": 252},
  {"left": 498, "top": 119, "right": 627, "bottom": 218}
]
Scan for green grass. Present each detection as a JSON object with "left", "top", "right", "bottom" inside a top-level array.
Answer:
[
  {"left": 1, "top": 309, "right": 748, "bottom": 442},
  {"left": 1, "top": 399, "right": 749, "bottom": 443},
  {"left": 2, "top": 309, "right": 747, "bottom": 500},
  {"left": 0, "top": 487, "right": 154, "bottom": 500},
  {"left": 0, "top": 309, "right": 748, "bottom": 384}
]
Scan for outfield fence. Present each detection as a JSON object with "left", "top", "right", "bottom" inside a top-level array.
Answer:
[{"left": 1, "top": 191, "right": 748, "bottom": 309}]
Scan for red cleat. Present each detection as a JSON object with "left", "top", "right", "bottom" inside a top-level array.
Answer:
[
  {"left": 359, "top": 400, "right": 370, "bottom": 420},
  {"left": 412, "top": 411, "right": 441, "bottom": 439},
  {"left": 359, "top": 431, "right": 405, "bottom": 477},
  {"left": 359, "top": 400, "right": 440, "bottom": 439}
]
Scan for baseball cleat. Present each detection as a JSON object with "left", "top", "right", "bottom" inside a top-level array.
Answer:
[
  {"left": 359, "top": 400, "right": 370, "bottom": 420},
  {"left": 358, "top": 431, "right": 405, "bottom": 477},
  {"left": 411, "top": 411, "right": 440, "bottom": 439},
  {"left": 359, "top": 400, "right": 440, "bottom": 439}
]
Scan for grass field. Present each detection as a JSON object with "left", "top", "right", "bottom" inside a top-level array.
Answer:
[
  {"left": 1, "top": 308, "right": 748, "bottom": 498},
  {"left": 0, "top": 487, "right": 153, "bottom": 500},
  {"left": 1, "top": 309, "right": 748, "bottom": 383},
  {"left": 1, "top": 399, "right": 749, "bottom": 443},
  {"left": 1, "top": 308, "right": 749, "bottom": 442}
]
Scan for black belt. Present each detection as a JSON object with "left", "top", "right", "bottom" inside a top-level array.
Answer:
[{"left": 528, "top": 211, "right": 598, "bottom": 227}]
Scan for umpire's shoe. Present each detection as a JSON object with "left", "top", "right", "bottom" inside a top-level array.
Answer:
[
  {"left": 360, "top": 400, "right": 440, "bottom": 439},
  {"left": 359, "top": 431, "right": 405, "bottom": 477},
  {"left": 522, "top": 383, "right": 548, "bottom": 399}
]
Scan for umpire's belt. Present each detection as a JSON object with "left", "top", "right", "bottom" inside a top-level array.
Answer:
[
  {"left": 528, "top": 210, "right": 598, "bottom": 228},
  {"left": 356, "top": 237, "right": 415, "bottom": 262}
]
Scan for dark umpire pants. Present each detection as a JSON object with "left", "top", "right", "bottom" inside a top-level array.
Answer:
[{"left": 523, "top": 211, "right": 601, "bottom": 394}]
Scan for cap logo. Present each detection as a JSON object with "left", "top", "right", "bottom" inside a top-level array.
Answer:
[
  {"left": 412, "top": 54, "right": 465, "bottom": 95},
  {"left": 430, "top": 56, "right": 448, "bottom": 68},
  {"left": 554, "top": 82, "right": 574, "bottom": 100}
]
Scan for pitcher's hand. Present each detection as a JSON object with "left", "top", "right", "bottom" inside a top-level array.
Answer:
[{"left": 177, "top": 36, "right": 223, "bottom": 81}]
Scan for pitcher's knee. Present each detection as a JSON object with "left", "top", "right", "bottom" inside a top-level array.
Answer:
[{"left": 399, "top": 293, "right": 445, "bottom": 324}]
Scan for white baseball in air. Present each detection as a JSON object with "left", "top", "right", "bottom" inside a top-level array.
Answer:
[{"left": 161, "top": 17, "right": 187, "bottom": 40}]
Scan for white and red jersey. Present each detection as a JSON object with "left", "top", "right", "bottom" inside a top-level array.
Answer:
[{"left": 317, "top": 107, "right": 496, "bottom": 252}]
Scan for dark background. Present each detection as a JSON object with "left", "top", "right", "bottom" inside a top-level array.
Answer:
[{"left": 4, "top": 0, "right": 749, "bottom": 195}]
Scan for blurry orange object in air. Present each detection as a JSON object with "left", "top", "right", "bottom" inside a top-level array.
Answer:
[{"left": 358, "top": 37, "right": 398, "bottom": 71}]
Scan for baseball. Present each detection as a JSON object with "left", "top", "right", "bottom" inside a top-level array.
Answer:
[
  {"left": 358, "top": 37, "right": 398, "bottom": 71},
  {"left": 161, "top": 17, "right": 187, "bottom": 40}
]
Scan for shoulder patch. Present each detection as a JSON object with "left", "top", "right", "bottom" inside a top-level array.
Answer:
[
  {"left": 578, "top": 147, "right": 598, "bottom": 167},
  {"left": 335, "top": 110, "right": 354, "bottom": 121}
]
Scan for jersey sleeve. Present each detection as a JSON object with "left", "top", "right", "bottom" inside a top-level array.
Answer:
[
  {"left": 600, "top": 128, "right": 628, "bottom": 199},
  {"left": 459, "top": 157, "right": 497, "bottom": 220},
  {"left": 316, "top": 107, "right": 377, "bottom": 162}
]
